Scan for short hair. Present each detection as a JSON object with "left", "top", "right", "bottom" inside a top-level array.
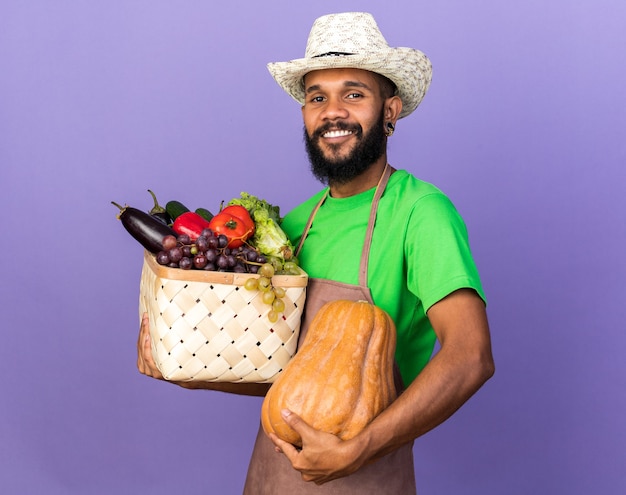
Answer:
[{"left": 374, "top": 73, "right": 398, "bottom": 100}]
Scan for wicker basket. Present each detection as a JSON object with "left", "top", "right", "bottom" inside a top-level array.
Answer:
[{"left": 138, "top": 251, "right": 307, "bottom": 383}]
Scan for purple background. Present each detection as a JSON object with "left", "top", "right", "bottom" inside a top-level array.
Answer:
[{"left": 1, "top": 1, "right": 624, "bottom": 493}]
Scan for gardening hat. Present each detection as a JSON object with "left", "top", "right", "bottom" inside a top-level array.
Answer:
[{"left": 267, "top": 12, "right": 432, "bottom": 119}]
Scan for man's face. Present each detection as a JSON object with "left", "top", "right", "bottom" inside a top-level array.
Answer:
[{"left": 301, "top": 68, "right": 387, "bottom": 185}]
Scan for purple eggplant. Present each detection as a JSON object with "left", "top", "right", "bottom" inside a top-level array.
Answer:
[{"left": 112, "top": 201, "right": 176, "bottom": 253}]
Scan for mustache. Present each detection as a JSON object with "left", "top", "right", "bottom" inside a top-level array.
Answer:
[{"left": 312, "top": 121, "right": 363, "bottom": 139}]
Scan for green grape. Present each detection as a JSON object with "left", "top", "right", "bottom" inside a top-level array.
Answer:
[
  {"left": 270, "top": 257, "right": 283, "bottom": 273},
  {"left": 273, "top": 286, "right": 286, "bottom": 299},
  {"left": 258, "top": 276, "right": 272, "bottom": 292},
  {"left": 259, "top": 263, "right": 275, "bottom": 278},
  {"left": 267, "top": 310, "right": 279, "bottom": 323},
  {"left": 272, "top": 298, "right": 285, "bottom": 313},
  {"left": 262, "top": 290, "right": 276, "bottom": 305},
  {"left": 282, "top": 261, "right": 300, "bottom": 275},
  {"left": 244, "top": 278, "right": 259, "bottom": 291}
]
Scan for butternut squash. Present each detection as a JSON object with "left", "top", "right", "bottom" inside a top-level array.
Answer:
[{"left": 261, "top": 299, "right": 397, "bottom": 446}]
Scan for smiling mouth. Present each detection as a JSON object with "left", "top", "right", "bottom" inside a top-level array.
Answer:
[{"left": 322, "top": 129, "right": 354, "bottom": 139}]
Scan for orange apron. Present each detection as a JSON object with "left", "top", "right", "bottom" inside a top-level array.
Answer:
[{"left": 243, "top": 165, "right": 416, "bottom": 494}]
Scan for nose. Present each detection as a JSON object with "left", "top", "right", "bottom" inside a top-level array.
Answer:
[{"left": 321, "top": 96, "right": 349, "bottom": 121}]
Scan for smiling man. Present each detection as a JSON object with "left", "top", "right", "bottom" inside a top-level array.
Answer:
[
  {"left": 136, "top": 11, "right": 495, "bottom": 495},
  {"left": 242, "top": 12, "right": 495, "bottom": 494}
]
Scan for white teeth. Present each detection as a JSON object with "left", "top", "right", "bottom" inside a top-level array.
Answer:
[{"left": 323, "top": 129, "right": 352, "bottom": 138}]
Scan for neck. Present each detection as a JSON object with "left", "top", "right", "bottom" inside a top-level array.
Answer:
[{"left": 328, "top": 157, "right": 388, "bottom": 198}]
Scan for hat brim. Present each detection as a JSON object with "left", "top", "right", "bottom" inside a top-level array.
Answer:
[{"left": 267, "top": 47, "right": 432, "bottom": 119}]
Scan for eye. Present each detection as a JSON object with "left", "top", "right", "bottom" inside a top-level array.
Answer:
[
  {"left": 346, "top": 93, "right": 363, "bottom": 99},
  {"left": 309, "top": 95, "right": 325, "bottom": 103}
]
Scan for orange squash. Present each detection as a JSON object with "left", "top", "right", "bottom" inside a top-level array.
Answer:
[{"left": 261, "top": 299, "right": 397, "bottom": 446}]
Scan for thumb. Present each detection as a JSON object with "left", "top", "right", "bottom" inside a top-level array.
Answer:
[{"left": 281, "top": 409, "right": 314, "bottom": 437}]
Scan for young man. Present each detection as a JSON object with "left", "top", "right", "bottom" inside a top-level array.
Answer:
[{"left": 138, "top": 12, "right": 494, "bottom": 494}]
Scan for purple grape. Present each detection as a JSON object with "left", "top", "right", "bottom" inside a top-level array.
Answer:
[
  {"left": 216, "top": 254, "right": 229, "bottom": 269},
  {"left": 179, "top": 257, "right": 193, "bottom": 270},
  {"left": 246, "top": 250, "right": 258, "bottom": 262},
  {"left": 193, "top": 254, "right": 208, "bottom": 269},
  {"left": 156, "top": 251, "right": 170, "bottom": 265},
  {"left": 195, "top": 236, "right": 208, "bottom": 252},
  {"left": 205, "top": 249, "right": 217, "bottom": 263},
  {"left": 177, "top": 234, "right": 191, "bottom": 245},
  {"left": 162, "top": 235, "right": 177, "bottom": 251},
  {"left": 217, "top": 235, "right": 228, "bottom": 248},
  {"left": 168, "top": 246, "right": 183, "bottom": 263},
  {"left": 207, "top": 236, "right": 218, "bottom": 249}
]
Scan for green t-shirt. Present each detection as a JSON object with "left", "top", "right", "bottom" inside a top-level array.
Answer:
[{"left": 281, "top": 169, "right": 485, "bottom": 386}]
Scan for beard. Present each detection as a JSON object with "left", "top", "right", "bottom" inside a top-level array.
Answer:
[{"left": 303, "top": 111, "right": 386, "bottom": 186}]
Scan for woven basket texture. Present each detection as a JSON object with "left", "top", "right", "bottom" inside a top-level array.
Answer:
[{"left": 138, "top": 251, "right": 307, "bottom": 383}]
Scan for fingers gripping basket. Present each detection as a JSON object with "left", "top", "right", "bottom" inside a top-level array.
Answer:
[{"left": 138, "top": 251, "right": 307, "bottom": 383}]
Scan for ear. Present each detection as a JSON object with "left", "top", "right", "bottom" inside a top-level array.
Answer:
[{"left": 384, "top": 95, "right": 402, "bottom": 126}]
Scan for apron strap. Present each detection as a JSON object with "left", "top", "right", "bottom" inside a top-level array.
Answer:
[
  {"left": 358, "top": 163, "right": 393, "bottom": 287},
  {"left": 294, "top": 191, "right": 328, "bottom": 258}
]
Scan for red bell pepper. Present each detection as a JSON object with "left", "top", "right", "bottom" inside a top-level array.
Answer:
[{"left": 172, "top": 211, "right": 210, "bottom": 241}]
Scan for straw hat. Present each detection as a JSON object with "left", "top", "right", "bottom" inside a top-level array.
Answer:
[{"left": 267, "top": 12, "right": 432, "bottom": 119}]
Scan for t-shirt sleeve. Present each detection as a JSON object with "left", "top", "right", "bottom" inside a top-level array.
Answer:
[{"left": 405, "top": 192, "right": 486, "bottom": 312}]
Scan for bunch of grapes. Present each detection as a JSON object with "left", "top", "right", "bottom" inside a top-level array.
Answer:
[
  {"left": 243, "top": 263, "right": 288, "bottom": 323},
  {"left": 155, "top": 230, "right": 300, "bottom": 321},
  {"left": 156, "top": 230, "right": 267, "bottom": 273}
]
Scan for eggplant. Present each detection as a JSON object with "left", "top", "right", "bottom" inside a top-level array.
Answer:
[{"left": 112, "top": 201, "right": 177, "bottom": 253}]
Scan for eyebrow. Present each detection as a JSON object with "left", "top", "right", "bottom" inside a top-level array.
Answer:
[{"left": 305, "top": 80, "right": 373, "bottom": 94}]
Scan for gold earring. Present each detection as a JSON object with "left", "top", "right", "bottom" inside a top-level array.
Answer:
[{"left": 386, "top": 122, "right": 395, "bottom": 136}]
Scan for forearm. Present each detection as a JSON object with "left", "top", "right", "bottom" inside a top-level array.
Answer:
[
  {"left": 356, "top": 342, "right": 494, "bottom": 461},
  {"left": 355, "top": 289, "right": 495, "bottom": 462}
]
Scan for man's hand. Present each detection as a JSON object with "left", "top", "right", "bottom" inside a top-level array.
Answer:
[
  {"left": 268, "top": 409, "right": 366, "bottom": 485},
  {"left": 136, "top": 313, "right": 164, "bottom": 380}
]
